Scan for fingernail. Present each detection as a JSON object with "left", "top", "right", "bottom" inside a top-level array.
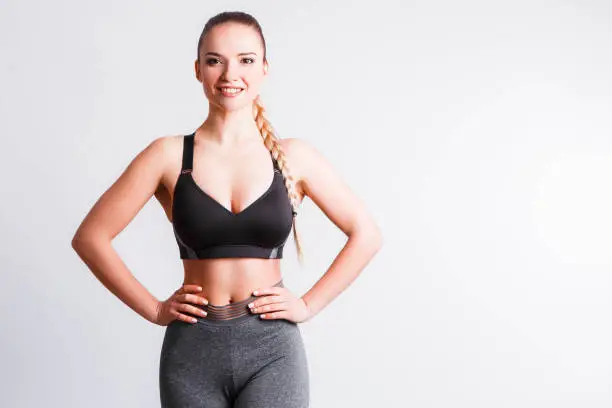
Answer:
[
  {"left": 253, "top": 290, "right": 258, "bottom": 295},
  {"left": 248, "top": 302, "right": 254, "bottom": 308}
]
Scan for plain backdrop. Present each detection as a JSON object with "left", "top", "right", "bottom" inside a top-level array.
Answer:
[{"left": 1, "top": 0, "right": 612, "bottom": 407}]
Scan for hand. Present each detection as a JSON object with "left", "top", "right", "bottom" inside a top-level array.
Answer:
[
  {"left": 154, "top": 284, "right": 209, "bottom": 326},
  {"left": 248, "top": 285, "right": 312, "bottom": 324}
]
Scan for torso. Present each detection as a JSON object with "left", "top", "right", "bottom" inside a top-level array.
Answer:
[{"left": 153, "top": 132, "right": 305, "bottom": 306}]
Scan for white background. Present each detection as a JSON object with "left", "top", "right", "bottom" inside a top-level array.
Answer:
[{"left": 1, "top": 0, "right": 612, "bottom": 407}]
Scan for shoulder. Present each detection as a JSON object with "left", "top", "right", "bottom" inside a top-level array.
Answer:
[
  {"left": 139, "top": 134, "right": 183, "bottom": 165},
  {"left": 125, "top": 134, "right": 184, "bottom": 183},
  {"left": 277, "top": 137, "right": 312, "bottom": 177},
  {"left": 279, "top": 136, "right": 328, "bottom": 164},
  {"left": 148, "top": 134, "right": 182, "bottom": 154},
  {"left": 278, "top": 137, "right": 322, "bottom": 166},
  {"left": 277, "top": 137, "right": 332, "bottom": 196}
]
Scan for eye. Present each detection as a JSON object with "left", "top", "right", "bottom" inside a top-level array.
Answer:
[{"left": 205, "top": 57, "right": 255, "bottom": 66}]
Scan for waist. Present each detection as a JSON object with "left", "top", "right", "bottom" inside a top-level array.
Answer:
[
  {"left": 182, "top": 258, "right": 282, "bottom": 306},
  {"left": 193, "top": 278, "right": 285, "bottom": 326}
]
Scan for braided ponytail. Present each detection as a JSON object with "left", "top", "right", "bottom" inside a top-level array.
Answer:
[{"left": 253, "top": 95, "right": 304, "bottom": 265}]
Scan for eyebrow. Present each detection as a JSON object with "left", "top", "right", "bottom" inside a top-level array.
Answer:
[{"left": 204, "top": 52, "right": 257, "bottom": 57}]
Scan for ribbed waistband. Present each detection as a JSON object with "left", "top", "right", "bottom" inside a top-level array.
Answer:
[{"left": 194, "top": 279, "right": 284, "bottom": 327}]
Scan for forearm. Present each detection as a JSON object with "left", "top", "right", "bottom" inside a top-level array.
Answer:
[
  {"left": 72, "top": 234, "right": 160, "bottom": 324},
  {"left": 300, "top": 228, "right": 383, "bottom": 319}
]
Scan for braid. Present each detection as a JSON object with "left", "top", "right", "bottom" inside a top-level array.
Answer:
[{"left": 253, "top": 95, "right": 305, "bottom": 265}]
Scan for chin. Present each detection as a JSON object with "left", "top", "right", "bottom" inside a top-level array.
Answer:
[{"left": 217, "top": 101, "right": 252, "bottom": 112}]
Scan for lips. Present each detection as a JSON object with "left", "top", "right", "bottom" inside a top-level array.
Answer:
[{"left": 216, "top": 86, "right": 245, "bottom": 97}]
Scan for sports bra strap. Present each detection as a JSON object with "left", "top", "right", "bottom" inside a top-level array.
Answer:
[
  {"left": 180, "top": 133, "right": 195, "bottom": 174},
  {"left": 182, "top": 131, "right": 281, "bottom": 174}
]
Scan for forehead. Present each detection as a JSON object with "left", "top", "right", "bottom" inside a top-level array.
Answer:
[{"left": 201, "top": 23, "right": 262, "bottom": 55}]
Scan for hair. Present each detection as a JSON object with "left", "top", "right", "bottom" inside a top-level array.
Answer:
[{"left": 196, "top": 11, "right": 304, "bottom": 265}]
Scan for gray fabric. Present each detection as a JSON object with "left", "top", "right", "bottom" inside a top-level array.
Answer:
[{"left": 159, "top": 289, "right": 309, "bottom": 407}]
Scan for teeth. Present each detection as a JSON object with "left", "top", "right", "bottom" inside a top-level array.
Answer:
[{"left": 219, "top": 87, "right": 243, "bottom": 94}]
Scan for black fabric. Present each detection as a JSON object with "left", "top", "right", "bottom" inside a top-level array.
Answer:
[{"left": 172, "top": 132, "right": 294, "bottom": 260}]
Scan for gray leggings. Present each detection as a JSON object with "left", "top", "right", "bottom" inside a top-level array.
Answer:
[{"left": 159, "top": 279, "right": 310, "bottom": 407}]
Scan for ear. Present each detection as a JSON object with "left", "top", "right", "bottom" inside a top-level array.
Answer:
[
  {"left": 263, "top": 60, "right": 269, "bottom": 76},
  {"left": 194, "top": 59, "right": 201, "bottom": 82}
]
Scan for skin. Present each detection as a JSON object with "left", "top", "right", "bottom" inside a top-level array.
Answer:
[{"left": 71, "top": 22, "right": 383, "bottom": 327}]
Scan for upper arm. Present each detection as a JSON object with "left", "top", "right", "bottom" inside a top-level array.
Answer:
[
  {"left": 284, "top": 138, "right": 382, "bottom": 242},
  {"left": 72, "top": 136, "right": 171, "bottom": 243}
]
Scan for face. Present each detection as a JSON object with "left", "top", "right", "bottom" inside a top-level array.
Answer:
[{"left": 195, "top": 22, "right": 268, "bottom": 111}]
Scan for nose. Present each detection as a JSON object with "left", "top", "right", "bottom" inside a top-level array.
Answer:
[{"left": 220, "top": 60, "right": 240, "bottom": 81}]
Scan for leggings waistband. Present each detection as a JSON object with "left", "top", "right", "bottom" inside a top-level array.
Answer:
[{"left": 194, "top": 279, "right": 284, "bottom": 326}]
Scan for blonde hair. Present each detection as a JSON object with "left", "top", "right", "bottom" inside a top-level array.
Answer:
[
  {"left": 197, "top": 11, "right": 305, "bottom": 264},
  {"left": 252, "top": 96, "right": 304, "bottom": 265}
]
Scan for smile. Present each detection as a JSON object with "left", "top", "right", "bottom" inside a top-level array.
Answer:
[{"left": 217, "top": 87, "right": 245, "bottom": 97}]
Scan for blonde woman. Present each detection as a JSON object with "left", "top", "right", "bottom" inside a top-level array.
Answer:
[{"left": 71, "top": 10, "right": 382, "bottom": 408}]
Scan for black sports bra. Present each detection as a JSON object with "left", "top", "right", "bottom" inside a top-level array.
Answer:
[{"left": 171, "top": 132, "right": 295, "bottom": 260}]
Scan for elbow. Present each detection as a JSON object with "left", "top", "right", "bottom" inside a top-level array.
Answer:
[
  {"left": 71, "top": 227, "right": 102, "bottom": 253},
  {"left": 351, "top": 223, "right": 383, "bottom": 251},
  {"left": 71, "top": 231, "right": 86, "bottom": 253}
]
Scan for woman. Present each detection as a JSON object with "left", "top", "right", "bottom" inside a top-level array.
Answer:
[{"left": 71, "top": 10, "right": 382, "bottom": 408}]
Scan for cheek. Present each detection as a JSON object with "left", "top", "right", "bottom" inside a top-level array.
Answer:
[
  {"left": 201, "top": 85, "right": 215, "bottom": 102},
  {"left": 244, "top": 75, "right": 265, "bottom": 94},
  {"left": 200, "top": 71, "right": 217, "bottom": 88},
  {"left": 201, "top": 79, "right": 225, "bottom": 101}
]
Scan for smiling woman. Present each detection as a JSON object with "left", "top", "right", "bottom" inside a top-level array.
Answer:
[{"left": 71, "top": 9, "right": 382, "bottom": 408}]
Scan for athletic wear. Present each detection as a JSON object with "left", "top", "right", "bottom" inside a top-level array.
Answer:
[
  {"left": 159, "top": 279, "right": 310, "bottom": 408},
  {"left": 162, "top": 135, "right": 309, "bottom": 406},
  {"left": 172, "top": 132, "right": 295, "bottom": 260}
]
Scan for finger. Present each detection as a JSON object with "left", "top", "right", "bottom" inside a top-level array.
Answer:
[
  {"left": 260, "top": 311, "right": 289, "bottom": 320},
  {"left": 252, "top": 286, "right": 284, "bottom": 296},
  {"left": 248, "top": 297, "right": 287, "bottom": 310},
  {"left": 248, "top": 295, "right": 289, "bottom": 307},
  {"left": 181, "top": 293, "right": 208, "bottom": 306},
  {"left": 179, "top": 284, "right": 203, "bottom": 294},
  {"left": 250, "top": 301, "right": 288, "bottom": 314},
  {"left": 173, "top": 311, "right": 199, "bottom": 324},
  {"left": 178, "top": 303, "right": 208, "bottom": 318}
]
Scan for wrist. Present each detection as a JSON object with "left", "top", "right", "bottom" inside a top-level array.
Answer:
[
  {"left": 148, "top": 299, "right": 162, "bottom": 324},
  {"left": 300, "top": 297, "right": 314, "bottom": 321}
]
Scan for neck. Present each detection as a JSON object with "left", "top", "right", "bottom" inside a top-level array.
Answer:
[{"left": 201, "top": 103, "right": 261, "bottom": 145}]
